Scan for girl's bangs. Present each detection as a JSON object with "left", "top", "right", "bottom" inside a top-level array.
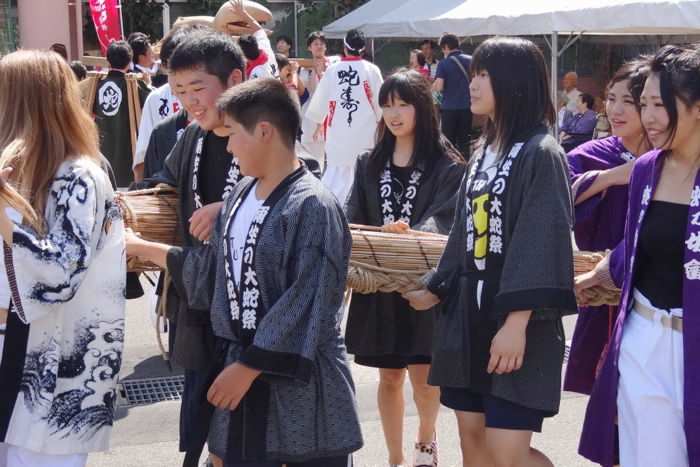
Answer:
[{"left": 379, "top": 73, "right": 416, "bottom": 107}]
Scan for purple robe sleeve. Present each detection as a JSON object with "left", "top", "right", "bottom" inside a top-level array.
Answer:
[
  {"left": 608, "top": 240, "right": 625, "bottom": 288},
  {"left": 568, "top": 149, "right": 607, "bottom": 225}
]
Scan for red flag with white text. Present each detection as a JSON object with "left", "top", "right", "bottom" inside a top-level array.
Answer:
[{"left": 88, "top": 0, "right": 123, "bottom": 55}]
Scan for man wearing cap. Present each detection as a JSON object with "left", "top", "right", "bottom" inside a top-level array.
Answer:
[{"left": 306, "top": 28, "right": 383, "bottom": 204}]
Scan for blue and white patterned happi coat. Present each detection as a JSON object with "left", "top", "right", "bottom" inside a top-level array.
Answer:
[{"left": 1, "top": 157, "right": 126, "bottom": 455}]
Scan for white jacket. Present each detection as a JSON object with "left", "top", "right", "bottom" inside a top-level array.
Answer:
[
  {"left": 0, "top": 158, "right": 126, "bottom": 455},
  {"left": 306, "top": 57, "right": 383, "bottom": 168},
  {"left": 134, "top": 83, "right": 181, "bottom": 168}
]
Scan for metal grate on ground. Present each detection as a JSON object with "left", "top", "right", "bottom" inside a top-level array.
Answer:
[{"left": 117, "top": 375, "right": 185, "bottom": 407}]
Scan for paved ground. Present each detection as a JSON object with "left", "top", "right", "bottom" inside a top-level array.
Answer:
[{"left": 88, "top": 281, "right": 596, "bottom": 467}]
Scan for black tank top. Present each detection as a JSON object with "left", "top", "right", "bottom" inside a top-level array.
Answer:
[{"left": 634, "top": 200, "right": 689, "bottom": 309}]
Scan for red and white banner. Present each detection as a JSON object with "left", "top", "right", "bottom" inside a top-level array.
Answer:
[{"left": 88, "top": 0, "right": 123, "bottom": 56}]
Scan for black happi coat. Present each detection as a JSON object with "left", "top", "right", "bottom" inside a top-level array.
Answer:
[
  {"left": 93, "top": 70, "right": 150, "bottom": 187},
  {"left": 426, "top": 127, "right": 577, "bottom": 414},
  {"left": 167, "top": 168, "right": 362, "bottom": 462},
  {"left": 344, "top": 151, "right": 465, "bottom": 358},
  {"left": 151, "top": 123, "right": 234, "bottom": 369},
  {"left": 149, "top": 124, "right": 322, "bottom": 370}
]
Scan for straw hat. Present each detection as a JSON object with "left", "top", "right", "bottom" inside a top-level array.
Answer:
[
  {"left": 172, "top": 16, "right": 216, "bottom": 30},
  {"left": 214, "top": 1, "right": 273, "bottom": 36}
]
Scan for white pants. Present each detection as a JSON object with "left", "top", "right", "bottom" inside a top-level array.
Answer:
[
  {"left": 321, "top": 165, "right": 356, "bottom": 207},
  {"left": 0, "top": 444, "right": 87, "bottom": 467},
  {"left": 617, "top": 290, "right": 687, "bottom": 467}
]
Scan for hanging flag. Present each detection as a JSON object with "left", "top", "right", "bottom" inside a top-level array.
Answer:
[{"left": 89, "top": 0, "right": 123, "bottom": 55}]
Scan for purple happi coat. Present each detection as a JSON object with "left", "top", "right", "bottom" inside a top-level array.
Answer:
[
  {"left": 579, "top": 149, "right": 700, "bottom": 467},
  {"left": 565, "top": 136, "right": 634, "bottom": 394}
]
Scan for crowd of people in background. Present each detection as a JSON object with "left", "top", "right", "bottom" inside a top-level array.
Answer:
[{"left": 0, "top": 2, "right": 698, "bottom": 466}]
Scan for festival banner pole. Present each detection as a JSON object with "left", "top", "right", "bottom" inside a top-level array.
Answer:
[{"left": 118, "top": 0, "right": 126, "bottom": 40}]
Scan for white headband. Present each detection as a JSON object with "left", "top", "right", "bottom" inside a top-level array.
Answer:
[{"left": 344, "top": 37, "right": 365, "bottom": 53}]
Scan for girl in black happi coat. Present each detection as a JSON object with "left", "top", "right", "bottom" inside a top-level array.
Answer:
[{"left": 345, "top": 69, "right": 465, "bottom": 467}]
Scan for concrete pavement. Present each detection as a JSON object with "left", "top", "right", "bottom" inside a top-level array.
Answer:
[{"left": 88, "top": 282, "right": 596, "bottom": 467}]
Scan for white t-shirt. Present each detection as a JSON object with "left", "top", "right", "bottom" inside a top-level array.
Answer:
[
  {"left": 299, "top": 56, "right": 341, "bottom": 143},
  {"left": 133, "top": 83, "right": 181, "bottom": 168},
  {"left": 248, "top": 30, "right": 279, "bottom": 80},
  {"left": 566, "top": 88, "right": 582, "bottom": 113},
  {"left": 228, "top": 184, "right": 265, "bottom": 285},
  {"left": 470, "top": 146, "right": 499, "bottom": 273}
]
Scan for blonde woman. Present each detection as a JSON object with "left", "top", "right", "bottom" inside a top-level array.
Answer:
[{"left": 0, "top": 51, "right": 126, "bottom": 467}]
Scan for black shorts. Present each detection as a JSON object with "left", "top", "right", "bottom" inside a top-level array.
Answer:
[
  {"left": 440, "top": 387, "right": 547, "bottom": 432},
  {"left": 354, "top": 354, "right": 431, "bottom": 369}
]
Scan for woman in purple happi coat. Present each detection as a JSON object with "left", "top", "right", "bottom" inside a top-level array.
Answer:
[
  {"left": 578, "top": 45, "right": 700, "bottom": 467},
  {"left": 564, "top": 60, "right": 650, "bottom": 395}
]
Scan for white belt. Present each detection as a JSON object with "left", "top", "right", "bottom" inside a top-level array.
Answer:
[{"left": 633, "top": 300, "right": 683, "bottom": 333}]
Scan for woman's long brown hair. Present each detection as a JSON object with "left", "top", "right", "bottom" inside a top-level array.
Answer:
[{"left": 0, "top": 50, "right": 101, "bottom": 232}]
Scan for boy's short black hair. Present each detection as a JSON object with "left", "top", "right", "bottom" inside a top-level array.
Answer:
[
  {"left": 344, "top": 29, "right": 366, "bottom": 56},
  {"left": 238, "top": 34, "right": 261, "bottom": 61},
  {"left": 127, "top": 32, "right": 151, "bottom": 65},
  {"left": 218, "top": 78, "right": 300, "bottom": 150},
  {"left": 169, "top": 31, "right": 245, "bottom": 86},
  {"left": 70, "top": 60, "right": 87, "bottom": 81},
  {"left": 107, "top": 40, "right": 133, "bottom": 69},
  {"left": 438, "top": 34, "right": 460, "bottom": 51},
  {"left": 50, "top": 43, "right": 68, "bottom": 60},
  {"left": 579, "top": 92, "right": 595, "bottom": 110},
  {"left": 420, "top": 39, "right": 438, "bottom": 50},
  {"left": 275, "top": 53, "right": 290, "bottom": 71},
  {"left": 160, "top": 24, "right": 208, "bottom": 69},
  {"left": 307, "top": 31, "right": 326, "bottom": 47},
  {"left": 276, "top": 35, "right": 293, "bottom": 47}
]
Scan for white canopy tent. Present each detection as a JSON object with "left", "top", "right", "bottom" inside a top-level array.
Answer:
[
  {"left": 325, "top": 0, "right": 700, "bottom": 127},
  {"left": 323, "top": 0, "right": 413, "bottom": 39},
  {"left": 357, "top": 0, "right": 700, "bottom": 38}
]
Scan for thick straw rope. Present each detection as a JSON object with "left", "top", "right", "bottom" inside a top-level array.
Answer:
[
  {"left": 117, "top": 187, "right": 180, "bottom": 272},
  {"left": 118, "top": 193, "right": 621, "bottom": 306},
  {"left": 347, "top": 224, "right": 622, "bottom": 306}
]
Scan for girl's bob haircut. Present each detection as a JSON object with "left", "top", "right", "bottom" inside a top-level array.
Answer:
[{"left": 471, "top": 37, "right": 555, "bottom": 155}]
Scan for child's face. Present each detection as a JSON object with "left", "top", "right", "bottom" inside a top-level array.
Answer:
[
  {"left": 280, "top": 65, "right": 295, "bottom": 86},
  {"left": 276, "top": 39, "right": 291, "bottom": 55},
  {"left": 576, "top": 96, "right": 588, "bottom": 114},
  {"left": 606, "top": 79, "right": 643, "bottom": 140},
  {"left": 223, "top": 115, "right": 265, "bottom": 177},
  {"left": 470, "top": 69, "right": 496, "bottom": 119},
  {"left": 641, "top": 73, "right": 672, "bottom": 149},
  {"left": 171, "top": 67, "right": 227, "bottom": 131},
  {"left": 382, "top": 94, "right": 416, "bottom": 139},
  {"left": 308, "top": 39, "right": 326, "bottom": 58},
  {"left": 142, "top": 45, "right": 155, "bottom": 68},
  {"left": 642, "top": 72, "right": 700, "bottom": 151}
]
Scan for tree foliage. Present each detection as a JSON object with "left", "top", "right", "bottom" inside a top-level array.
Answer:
[
  {"left": 121, "top": 0, "right": 168, "bottom": 38},
  {"left": 118, "top": 0, "right": 368, "bottom": 42}
]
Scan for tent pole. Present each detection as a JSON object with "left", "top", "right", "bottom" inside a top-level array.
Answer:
[
  {"left": 162, "top": 2, "right": 171, "bottom": 37},
  {"left": 551, "top": 31, "right": 559, "bottom": 134},
  {"left": 371, "top": 38, "right": 375, "bottom": 61},
  {"left": 293, "top": 1, "right": 299, "bottom": 57}
]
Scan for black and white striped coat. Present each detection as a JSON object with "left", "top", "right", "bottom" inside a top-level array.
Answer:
[{"left": 167, "top": 168, "right": 363, "bottom": 463}]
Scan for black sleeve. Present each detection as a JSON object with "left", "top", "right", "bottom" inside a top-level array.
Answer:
[
  {"left": 344, "top": 154, "right": 370, "bottom": 225},
  {"left": 494, "top": 137, "right": 577, "bottom": 319},
  {"left": 412, "top": 160, "right": 466, "bottom": 234},
  {"left": 424, "top": 171, "right": 468, "bottom": 299}
]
